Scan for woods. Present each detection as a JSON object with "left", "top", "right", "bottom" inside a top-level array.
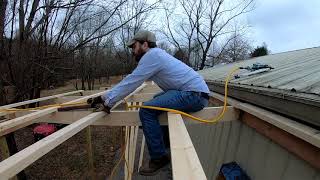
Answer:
[{"left": 0, "top": 0, "right": 254, "bottom": 105}]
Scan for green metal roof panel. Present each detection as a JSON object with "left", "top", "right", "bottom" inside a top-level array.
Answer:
[{"left": 199, "top": 47, "right": 320, "bottom": 95}]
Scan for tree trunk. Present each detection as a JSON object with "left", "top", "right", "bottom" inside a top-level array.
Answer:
[
  {"left": 0, "top": 0, "right": 7, "bottom": 87},
  {"left": 18, "top": 0, "right": 25, "bottom": 43},
  {"left": 0, "top": 0, "right": 7, "bottom": 52},
  {"left": 81, "top": 78, "right": 86, "bottom": 90}
]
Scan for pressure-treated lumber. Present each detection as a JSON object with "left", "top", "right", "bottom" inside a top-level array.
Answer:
[
  {"left": 0, "top": 136, "right": 10, "bottom": 161},
  {"left": 211, "top": 92, "right": 320, "bottom": 149},
  {"left": 0, "top": 91, "right": 107, "bottom": 137},
  {"left": 0, "top": 84, "right": 147, "bottom": 137},
  {"left": 128, "top": 102, "right": 140, "bottom": 180},
  {"left": 85, "top": 126, "right": 95, "bottom": 179},
  {"left": 125, "top": 93, "right": 156, "bottom": 102},
  {"left": 138, "top": 86, "right": 162, "bottom": 93},
  {"left": 124, "top": 127, "right": 129, "bottom": 180},
  {"left": 36, "top": 106, "right": 239, "bottom": 126},
  {"left": 0, "top": 84, "right": 147, "bottom": 179},
  {"left": 138, "top": 135, "right": 145, "bottom": 171},
  {"left": 54, "top": 96, "right": 84, "bottom": 103},
  {"left": 0, "top": 112, "right": 105, "bottom": 179},
  {"left": 168, "top": 113, "right": 207, "bottom": 180},
  {"left": 0, "top": 107, "right": 57, "bottom": 136},
  {"left": 0, "top": 90, "right": 84, "bottom": 116},
  {"left": 125, "top": 101, "right": 135, "bottom": 180}
]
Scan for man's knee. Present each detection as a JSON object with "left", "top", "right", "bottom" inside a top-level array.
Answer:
[{"left": 139, "top": 102, "right": 159, "bottom": 118}]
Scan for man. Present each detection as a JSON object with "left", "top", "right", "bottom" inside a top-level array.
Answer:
[{"left": 91, "top": 30, "right": 210, "bottom": 176}]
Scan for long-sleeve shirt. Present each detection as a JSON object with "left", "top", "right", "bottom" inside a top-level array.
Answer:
[{"left": 102, "top": 48, "right": 210, "bottom": 107}]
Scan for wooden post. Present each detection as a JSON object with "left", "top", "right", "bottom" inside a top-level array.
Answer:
[
  {"left": 5, "top": 113, "right": 26, "bottom": 180},
  {"left": 128, "top": 126, "right": 135, "bottom": 180},
  {"left": 0, "top": 136, "right": 18, "bottom": 180},
  {"left": 124, "top": 101, "right": 141, "bottom": 180},
  {"left": 138, "top": 135, "right": 145, "bottom": 171},
  {"left": 138, "top": 101, "right": 145, "bottom": 171},
  {"left": 124, "top": 126, "right": 130, "bottom": 180},
  {"left": 85, "top": 126, "right": 95, "bottom": 180},
  {"left": 129, "top": 102, "right": 140, "bottom": 176},
  {"left": 0, "top": 136, "right": 10, "bottom": 160}
]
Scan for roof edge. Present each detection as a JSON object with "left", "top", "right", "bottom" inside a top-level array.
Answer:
[{"left": 207, "top": 80, "right": 320, "bottom": 128}]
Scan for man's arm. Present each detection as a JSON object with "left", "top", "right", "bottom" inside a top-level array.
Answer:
[{"left": 102, "top": 52, "right": 162, "bottom": 108}]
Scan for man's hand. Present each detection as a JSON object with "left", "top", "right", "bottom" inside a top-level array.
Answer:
[
  {"left": 87, "top": 96, "right": 111, "bottom": 113},
  {"left": 94, "top": 103, "right": 111, "bottom": 113}
]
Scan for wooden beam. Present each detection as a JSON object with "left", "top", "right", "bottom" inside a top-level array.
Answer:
[
  {"left": 0, "top": 112, "right": 106, "bottom": 179},
  {"left": 0, "top": 90, "right": 84, "bottom": 116},
  {"left": 37, "top": 106, "right": 239, "bottom": 126},
  {"left": 125, "top": 93, "right": 156, "bottom": 102},
  {"left": 0, "top": 136, "right": 18, "bottom": 180},
  {"left": 138, "top": 135, "right": 145, "bottom": 171},
  {"left": 0, "top": 84, "right": 148, "bottom": 179},
  {"left": 85, "top": 126, "right": 95, "bottom": 179},
  {"left": 211, "top": 92, "right": 320, "bottom": 149},
  {"left": 241, "top": 112, "right": 320, "bottom": 170},
  {"left": 54, "top": 96, "right": 83, "bottom": 104},
  {"left": 139, "top": 86, "right": 162, "bottom": 93},
  {"left": 168, "top": 113, "right": 207, "bottom": 180},
  {"left": 0, "top": 136, "right": 10, "bottom": 161},
  {"left": 0, "top": 91, "right": 107, "bottom": 137},
  {"left": 81, "top": 90, "right": 105, "bottom": 96},
  {"left": 0, "top": 107, "right": 57, "bottom": 136}
]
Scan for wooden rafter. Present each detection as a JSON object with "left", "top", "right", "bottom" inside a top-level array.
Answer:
[
  {"left": 0, "top": 84, "right": 147, "bottom": 179},
  {"left": 0, "top": 112, "right": 106, "bottom": 179},
  {"left": 0, "top": 91, "right": 106, "bottom": 137},
  {"left": 168, "top": 113, "right": 207, "bottom": 180},
  {"left": 34, "top": 106, "right": 239, "bottom": 126},
  {"left": 0, "top": 90, "right": 84, "bottom": 116}
]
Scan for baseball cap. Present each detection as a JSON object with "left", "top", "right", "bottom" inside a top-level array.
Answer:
[{"left": 127, "top": 30, "right": 156, "bottom": 48}]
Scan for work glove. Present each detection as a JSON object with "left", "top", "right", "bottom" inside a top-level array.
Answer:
[{"left": 87, "top": 96, "right": 111, "bottom": 113}]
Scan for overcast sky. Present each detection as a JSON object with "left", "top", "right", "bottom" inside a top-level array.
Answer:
[{"left": 247, "top": 0, "right": 320, "bottom": 53}]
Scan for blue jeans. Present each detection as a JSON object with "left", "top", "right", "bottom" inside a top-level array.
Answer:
[{"left": 139, "top": 90, "right": 209, "bottom": 159}]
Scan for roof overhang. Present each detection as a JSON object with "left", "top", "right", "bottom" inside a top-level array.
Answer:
[{"left": 207, "top": 80, "right": 320, "bottom": 128}]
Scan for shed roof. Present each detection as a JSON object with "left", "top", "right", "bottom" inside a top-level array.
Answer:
[
  {"left": 199, "top": 47, "right": 320, "bottom": 127},
  {"left": 200, "top": 46, "right": 320, "bottom": 95}
]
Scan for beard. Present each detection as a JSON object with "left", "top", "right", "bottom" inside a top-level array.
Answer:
[{"left": 133, "top": 48, "right": 146, "bottom": 62}]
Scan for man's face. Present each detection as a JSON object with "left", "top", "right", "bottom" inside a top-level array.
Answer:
[{"left": 132, "top": 41, "right": 146, "bottom": 62}]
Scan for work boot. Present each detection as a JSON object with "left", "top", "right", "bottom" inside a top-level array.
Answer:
[{"left": 139, "top": 155, "right": 170, "bottom": 176}]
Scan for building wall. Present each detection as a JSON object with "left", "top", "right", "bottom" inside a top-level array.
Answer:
[{"left": 186, "top": 120, "right": 320, "bottom": 180}]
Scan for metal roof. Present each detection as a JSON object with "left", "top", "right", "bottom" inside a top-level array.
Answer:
[{"left": 199, "top": 47, "right": 320, "bottom": 96}]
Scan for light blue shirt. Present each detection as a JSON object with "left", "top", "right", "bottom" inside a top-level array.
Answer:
[{"left": 102, "top": 48, "right": 210, "bottom": 107}]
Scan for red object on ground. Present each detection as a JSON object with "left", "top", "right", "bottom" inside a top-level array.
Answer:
[{"left": 33, "top": 124, "right": 57, "bottom": 136}]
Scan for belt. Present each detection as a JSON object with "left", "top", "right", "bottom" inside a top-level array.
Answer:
[{"left": 191, "top": 91, "right": 209, "bottom": 100}]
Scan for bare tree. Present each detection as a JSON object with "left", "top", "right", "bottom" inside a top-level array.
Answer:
[
  {"left": 0, "top": 0, "right": 8, "bottom": 105},
  {"left": 162, "top": 0, "right": 197, "bottom": 66},
  {"left": 162, "top": 0, "right": 254, "bottom": 70},
  {"left": 70, "top": 0, "right": 160, "bottom": 89},
  {"left": 0, "top": 0, "right": 160, "bottom": 102}
]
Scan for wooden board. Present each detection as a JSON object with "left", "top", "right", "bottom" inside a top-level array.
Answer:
[
  {"left": 0, "top": 90, "right": 83, "bottom": 116},
  {"left": 0, "top": 112, "right": 106, "bottom": 179},
  {"left": 36, "top": 106, "right": 238, "bottom": 126},
  {"left": 168, "top": 113, "right": 207, "bottom": 180}
]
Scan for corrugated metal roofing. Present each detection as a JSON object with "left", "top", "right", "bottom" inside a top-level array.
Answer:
[{"left": 199, "top": 47, "right": 320, "bottom": 95}]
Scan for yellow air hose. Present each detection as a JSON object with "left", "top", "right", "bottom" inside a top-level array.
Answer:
[{"left": 125, "top": 67, "right": 239, "bottom": 123}]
